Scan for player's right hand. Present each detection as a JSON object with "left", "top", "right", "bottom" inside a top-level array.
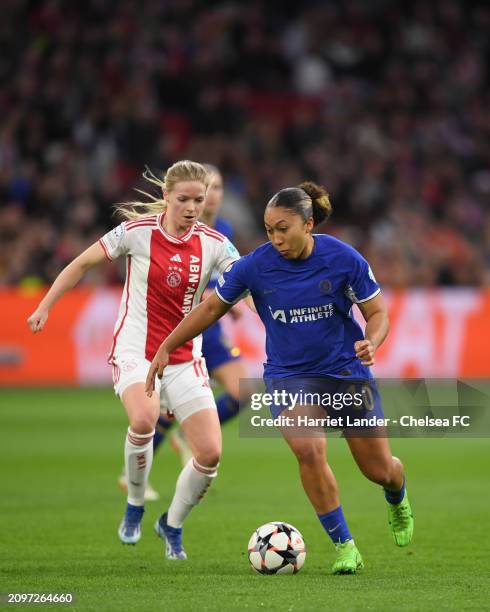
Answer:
[
  {"left": 354, "top": 339, "right": 375, "bottom": 366},
  {"left": 27, "top": 307, "right": 49, "bottom": 333},
  {"left": 145, "top": 346, "right": 170, "bottom": 397}
]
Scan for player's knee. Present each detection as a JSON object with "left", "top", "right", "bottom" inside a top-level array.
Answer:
[
  {"left": 224, "top": 380, "right": 240, "bottom": 401},
  {"left": 194, "top": 446, "right": 221, "bottom": 468},
  {"left": 129, "top": 417, "right": 156, "bottom": 436},
  {"left": 292, "top": 442, "right": 324, "bottom": 466}
]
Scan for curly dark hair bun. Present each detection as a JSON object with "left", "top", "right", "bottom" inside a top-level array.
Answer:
[{"left": 299, "top": 181, "right": 332, "bottom": 226}]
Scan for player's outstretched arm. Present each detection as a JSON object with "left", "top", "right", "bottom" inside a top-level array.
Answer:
[
  {"left": 354, "top": 293, "right": 389, "bottom": 366},
  {"left": 27, "top": 242, "right": 108, "bottom": 333},
  {"left": 145, "top": 292, "right": 232, "bottom": 396}
]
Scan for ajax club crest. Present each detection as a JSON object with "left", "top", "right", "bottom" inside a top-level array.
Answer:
[{"left": 167, "top": 265, "right": 183, "bottom": 288}]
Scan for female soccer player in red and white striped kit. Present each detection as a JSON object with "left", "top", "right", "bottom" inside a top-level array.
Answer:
[{"left": 27, "top": 160, "right": 240, "bottom": 559}]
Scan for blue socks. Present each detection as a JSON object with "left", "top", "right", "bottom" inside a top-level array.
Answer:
[
  {"left": 153, "top": 415, "right": 174, "bottom": 451},
  {"left": 125, "top": 503, "right": 144, "bottom": 524},
  {"left": 216, "top": 393, "right": 240, "bottom": 424},
  {"left": 384, "top": 477, "right": 406, "bottom": 505},
  {"left": 318, "top": 505, "right": 352, "bottom": 545},
  {"left": 318, "top": 481, "right": 406, "bottom": 547}
]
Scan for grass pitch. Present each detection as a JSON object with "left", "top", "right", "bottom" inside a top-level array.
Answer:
[{"left": 1, "top": 388, "right": 489, "bottom": 611}]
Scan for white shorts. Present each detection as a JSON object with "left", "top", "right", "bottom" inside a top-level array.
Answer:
[{"left": 112, "top": 354, "right": 216, "bottom": 423}]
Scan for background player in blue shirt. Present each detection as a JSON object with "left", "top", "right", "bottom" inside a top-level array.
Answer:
[
  {"left": 146, "top": 181, "right": 414, "bottom": 574},
  {"left": 199, "top": 165, "right": 248, "bottom": 425}
]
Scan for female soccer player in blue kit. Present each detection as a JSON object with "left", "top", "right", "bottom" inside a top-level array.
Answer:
[{"left": 145, "top": 182, "right": 414, "bottom": 574}]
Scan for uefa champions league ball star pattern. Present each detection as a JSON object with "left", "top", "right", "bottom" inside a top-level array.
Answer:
[{"left": 248, "top": 522, "right": 306, "bottom": 574}]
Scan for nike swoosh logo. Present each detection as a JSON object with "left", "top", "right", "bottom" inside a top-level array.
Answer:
[{"left": 328, "top": 524, "right": 340, "bottom": 533}]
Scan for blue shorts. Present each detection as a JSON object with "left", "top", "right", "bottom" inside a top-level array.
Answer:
[
  {"left": 264, "top": 376, "right": 384, "bottom": 428},
  {"left": 202, "top": 321, "right": 240, "bottom": 373}
]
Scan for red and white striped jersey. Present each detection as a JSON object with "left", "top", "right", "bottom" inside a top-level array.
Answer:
[{"left": 99, "top": 213, "right": 239, "bottom": 365}]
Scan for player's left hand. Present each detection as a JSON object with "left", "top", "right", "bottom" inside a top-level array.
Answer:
[
  {"left": 354, "top": 339, "right": 376, "bottom": 366},
  {"left": 145, "top": 346, "right": 170, "bottom": 397}
]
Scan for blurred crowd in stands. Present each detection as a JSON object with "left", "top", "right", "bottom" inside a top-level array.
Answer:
[{"left": 0, "top": 0, "right": 489, "bottom": 287}]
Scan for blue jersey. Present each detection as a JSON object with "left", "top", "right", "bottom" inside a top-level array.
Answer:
[
  {"left": 214, "top": 217, "right": 234, "bottom": 241},
  {"left": 215, "top": 234, "right": 380, "bottom": 379}
]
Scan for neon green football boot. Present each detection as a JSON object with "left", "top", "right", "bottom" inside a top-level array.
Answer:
[
  {"left": 387, "top": 492, "right": 414, "bottom": 546},
  {"left": 331, "top": 540, "right": 364, "bottom": 574}
]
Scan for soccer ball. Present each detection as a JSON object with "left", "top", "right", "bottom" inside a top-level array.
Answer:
[{"left": 247, "top": 522, "right": 306, "bottom": 574}]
